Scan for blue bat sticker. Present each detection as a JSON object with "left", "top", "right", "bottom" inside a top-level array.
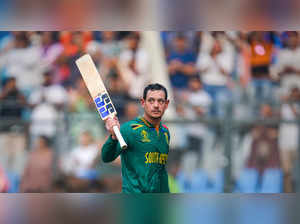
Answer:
[{"left": 94, "top": 93, "right": 115, "bottom": 119}]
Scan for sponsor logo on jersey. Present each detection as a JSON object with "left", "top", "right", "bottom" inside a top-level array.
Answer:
[{"left": 145, "top": 152, "right": 168, "bottom": 165}]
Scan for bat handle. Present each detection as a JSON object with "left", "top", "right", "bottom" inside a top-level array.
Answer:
[{"left": 113, "top": 125, "right": 128, "bottom": 149}]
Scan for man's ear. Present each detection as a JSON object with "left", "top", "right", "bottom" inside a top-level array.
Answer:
[
  {"left": 165, "top": 99, "right": 170, "bottom": 108},
  {"left": 140, "top": 98, "right": 145, "bottom": 108}
]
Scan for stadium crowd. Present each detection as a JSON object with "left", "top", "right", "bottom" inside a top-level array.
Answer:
[{"left": 0, "top": 31, "right": 299, "bottom": 193}]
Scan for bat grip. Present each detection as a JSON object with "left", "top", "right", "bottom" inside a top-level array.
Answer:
[{"left": 113, "top": 125, "right": 128, "bottom": 149}]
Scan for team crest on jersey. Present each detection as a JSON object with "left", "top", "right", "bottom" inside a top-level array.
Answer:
[{"left": 141, "top": 130, "right": 151, "bottom": 142}]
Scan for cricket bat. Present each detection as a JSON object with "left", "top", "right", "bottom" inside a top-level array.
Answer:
[{"left": 75, "top": 54, "right": 128, "bottom": 149}]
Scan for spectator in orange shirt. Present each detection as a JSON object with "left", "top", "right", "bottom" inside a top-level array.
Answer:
[
  {"left": 248, "top": 32, "right": 274, "bottom": 106},
  {"left": 56, "top": 32, "right": 93, "bottom": 87}
]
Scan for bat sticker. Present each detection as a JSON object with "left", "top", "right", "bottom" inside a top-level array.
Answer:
[{"left": 94, "top": 93, "right": 115, "bottom": 119}]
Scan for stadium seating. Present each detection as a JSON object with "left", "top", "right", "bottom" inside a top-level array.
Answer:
[
  {"left": 235, "top": 169, "right": 259, "bottom": 193},
  {"left": 177, "top": 169, "right": 224, "bottom": 193},
  {"left": 6, "top": 172, "right": 20, "bottom": 193},
  {"left": 260, "top": 169, "right": 283, "bottom": 193},
  {"left": 235, "top": 168, "right": 283, "bottom": 193}
]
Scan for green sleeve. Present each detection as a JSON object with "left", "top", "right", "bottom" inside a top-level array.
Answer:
[{"left": 101, "top": 124, "right": 130, "bottom": 163}]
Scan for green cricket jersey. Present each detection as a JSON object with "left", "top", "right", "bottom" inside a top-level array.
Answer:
[{"left": 102, "top": 116, "right": 170, "bottom": 193}]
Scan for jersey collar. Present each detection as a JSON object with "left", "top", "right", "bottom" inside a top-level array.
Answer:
[{"left": 138, "top": 116, "right": 162, "bottom": 129}]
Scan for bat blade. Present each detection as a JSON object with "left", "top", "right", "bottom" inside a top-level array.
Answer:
[
  {"left": 75, "top": 54, "right": 117, "bottom": 120},
  {"left": 76, "top": 54, "right": 127, "bottom": 149}
]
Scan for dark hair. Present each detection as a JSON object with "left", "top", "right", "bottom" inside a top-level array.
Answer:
[
  {"left": 188, "top": 75, "right": 201, "bottom": 83},
  {"left": 175, "top": 32, "right": 186, "bottom": 41},
  {"left": 38, "top": 135, "right": 52, "bottom": 147},
  {"left": 127, "top": 32, "right": 140, "bottom": 42},
  {"left": 143, "top": 83, "right": 168, "bottom": 100}
]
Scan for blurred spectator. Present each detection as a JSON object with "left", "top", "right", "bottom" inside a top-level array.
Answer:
[
  {"left": 167, "top": 157, "right": 182, "bottom": 193},
  {"left": 196, "top": 38, "right": 234, "bottom": 117},
  {"left": 107, "top": 74, "right": 131, "bottom": 120},
  {"left": 62, "top": 131, "right": 99, "bottom": 178},
  {"left": 0, "top": 77, "right": 27, "bottom": 174},
  {"left": 91, "top": 31, "right": 123, "bottom": 81},
  {"left": 0, "top": 32, "right": 43, "bottom": 93},
  {"left": 249, "top": 32, "right": 274, "bottom": 103},
  {"left": 271, "top": 31, "right": 300, "bottom": 98},
  {"left": 29, "top": 102, "right": 58, "bottom": 144},
  {"left": 0, "top": 77, "right": 27, "bottom": 125},
  {"left": 29, "top": 69, "right": 68, "bottom": 147},
  {"left": 118, "top": 32, "right": 150, "bottom": 99},
  {"left": 68, "top": 78, "right": 94, "bottom": 113},
  {"left": 0, "top": 166, "right": 9, "bottom": 192},
  {"left": 0, "top": 32, "right": 14, "bottom": 52},
  {"left": 68, "top": 78, "right": 106, "bottom": 145},
  {"left": 246, "top": 104, "right": 281, "bottom": 175},
  {"left": 192, "top": 31, "right": 203, "bottom": 56},
  {"left": 29, "top": 70, "right": 69, "bottom": 111},
  {"left": 99, "top": 31, "right": 122, "bottom": 58},
  {"left": 182, "top": 76, "right": 212, "bottom": 154},
  {"left": 20, "top": 136, "right": 55, "bottom": 192},
  {"left": 56, "top": 31, "right": 91, "bottom": 88},
  {"left": 26, "top": 32, "right": 41, "bottom": 46},
  {"left": 162, "top": 31, "right": 197, "bottom": 56},
  {"left": 167, "top": 34, "right": 197, "bottom": 94},
  {"left": 228, "top": 31, "right": 252, "bottom": 87},
  {"left": 38, "top": 32, "right": 64, "bottom": 84},
  {"left": 278, "top": 87, "right": 300, "bottom": 192},
  {"left": 123, "top": 101, "right": 140, "bottom": 122}
]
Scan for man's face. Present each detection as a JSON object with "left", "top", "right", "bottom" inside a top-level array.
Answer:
[
  {"left": 79, "top": 132, "right": 92, "bottom": 146},
  {"left": 188, "top": 79, "right": 202, "bottom": 92},
  {"left": 103, "top": 31, "right": 115, "bottom": 41},
  {"left": 41, "top": 32, "right": 52, "bottom": 45},
  {"left": 127, "top": 37, "right": 139, "bottom": 50},
  {"left": 287, "top": 34, "right": 298, "bottom": 49},
  {"left": 174, "top": 38, "right": 186, "bottom": 52},
  {"left": 141, "top": 90, "right": 169, "bottom": 120}
]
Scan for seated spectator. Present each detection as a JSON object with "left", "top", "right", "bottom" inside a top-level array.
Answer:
[
  {"left": 107, "top": 74, "right": 131, "bottom": 120},
  {"left": 0, "top": 77, "right": 27, "bottom": 174},
  {"left": 99, "top": 31, "right": 122, "bottom": 58},
  {"left": 182, "top": 76, "right": 212, "bottom": 155},
  {"left": 167, "top": 34, "right": 197, "bottom": 96},
  {"left": 68, "top": 78, "right": 106, "bottom": 144},
  {"left": 248, "top": 32, "right": 274, "bottom": 103},
  {"left": 0, "top": 77, "right": 27, "bottom": 127},
  {"left": 271, "top": 31, "right": 300, "bottom": 98},
  {"left": 246, "top": 104, "right": 281, "bottom": 177},
  {"left": 118, "top": 32, "right": 150, "bottom": 99},
  {"left": 196, "top": 38, "right": 234, "bottom": 117},
  {"left": 20, "top": 136, "right": 55, "bottom": 192},
  {"left": 29, "top": 70, "right": 69, "bottom": 111},
  {"left": 68, "top": 78, "right": 95, "bottom": 113},
  {"left": 56, "top": 31, "right": 92, "bottom": 88},
  {"left": 62, "top": 131, "right": 99, "bottom": 178},
  {"left": 0, "top": 32, "right": 43, "bottom": 94},
  {"left": 29, "top": 101, "right": 58, "bottom": 144},
  {"left": 38, "top": 32, "right": 64, "bottom": 84},
  {"left": 123, "top": 101, "right": 140, "bottom": 122},
  {"left": 90, "top": 31, "right": 123, "bottom": 81},
  {"left": 278, "top": 87, "right": 300, "bottom": 192}
]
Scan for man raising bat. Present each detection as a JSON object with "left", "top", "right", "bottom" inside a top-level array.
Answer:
[{"left": 102, "top": 83, "right": 170, "bottom": 193}]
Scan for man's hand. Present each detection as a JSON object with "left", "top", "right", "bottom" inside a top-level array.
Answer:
[{"left": 105, "top": 117, "right": 120, "bottom": 140}]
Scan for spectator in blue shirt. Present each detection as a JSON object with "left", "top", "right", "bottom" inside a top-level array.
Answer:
[{"left": 167, "top": 34, "right": 197, "bottom": 96}]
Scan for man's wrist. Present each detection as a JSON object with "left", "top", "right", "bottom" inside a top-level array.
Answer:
[{"left": 110, "top": 135, "right": 118, "bottom": 141}]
